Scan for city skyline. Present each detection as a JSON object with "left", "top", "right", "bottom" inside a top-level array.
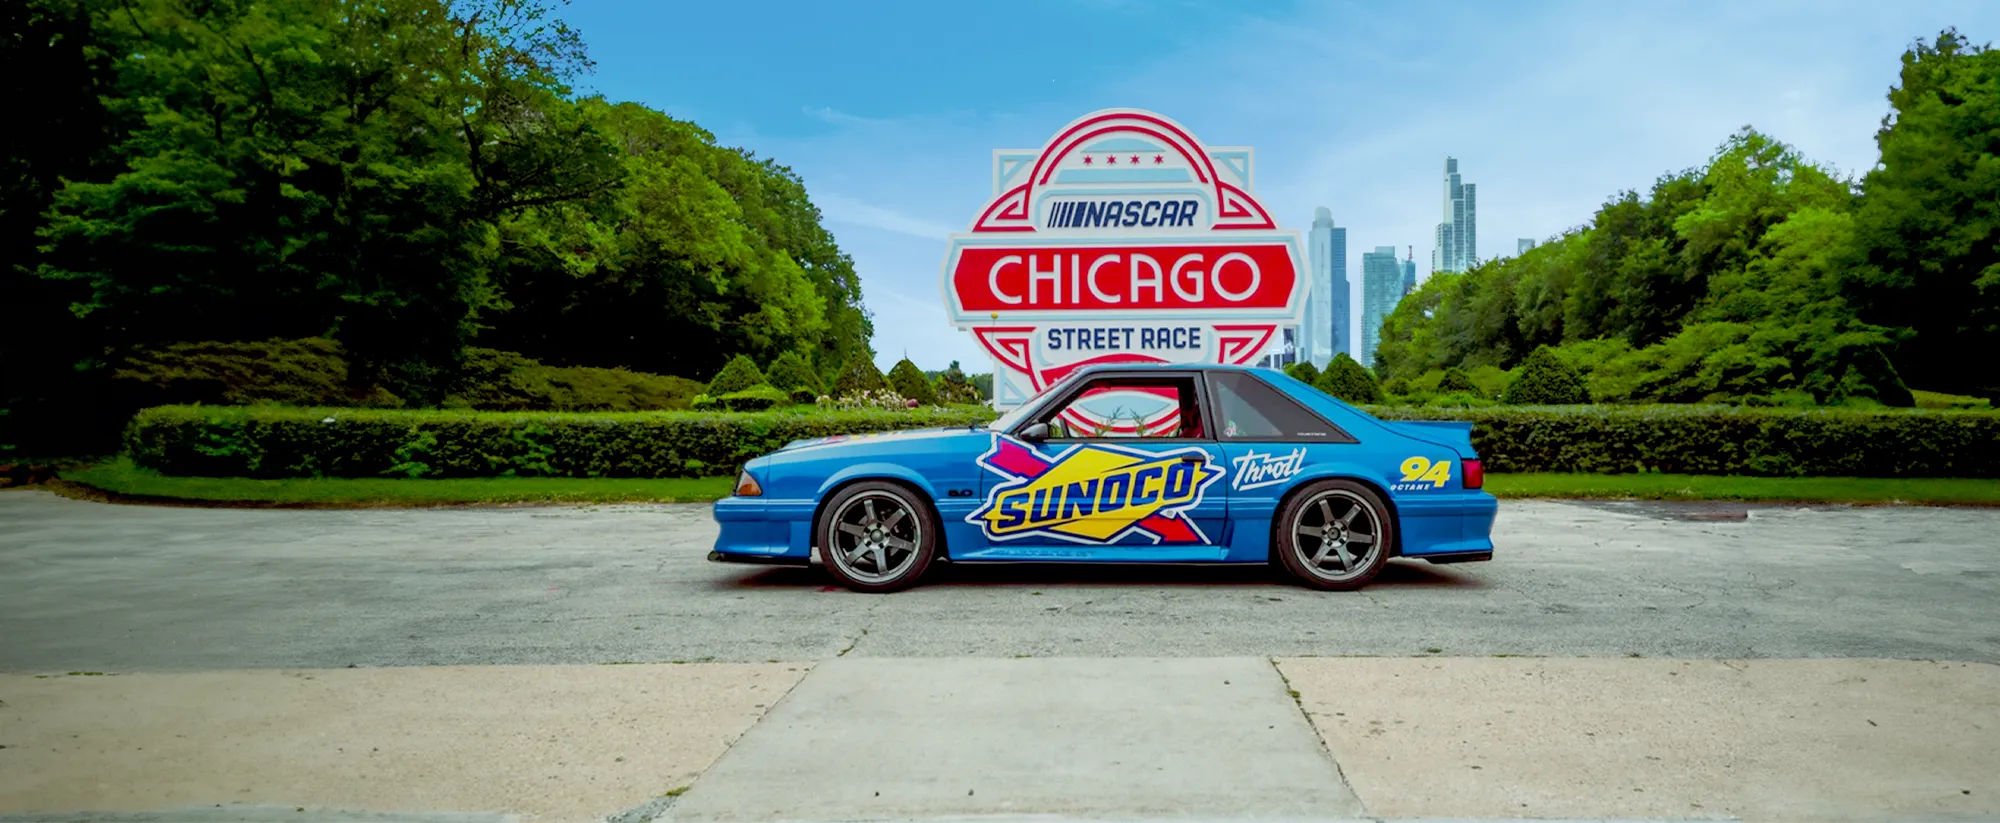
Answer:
[
  {"left": 558, "top": 1, "right": 2000, "bottom": 371},
  {"left": 1359, "top": 246, "right": 1404, "bottom": 366},
  {"left": 1433, "top": 157, "right": 1478, "bottom": 274},
  {"left": 1304, "top": 206, "right": 1349, "bottom": 368}
]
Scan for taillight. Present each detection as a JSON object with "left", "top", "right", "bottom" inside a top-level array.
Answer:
[
  {"left": 734, "top": 470, "right": 763, "bottom": 497},
  {"left": 1462, "top": 459, "right": 1484, "bottom": 490}
]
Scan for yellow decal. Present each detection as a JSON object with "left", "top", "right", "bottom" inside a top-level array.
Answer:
[
  {"left": 1397, "top": 456, "right": 1452, "bottom": 490},
  {"left": 970, "top": 435, "right": 1224, "bottom": 544}
]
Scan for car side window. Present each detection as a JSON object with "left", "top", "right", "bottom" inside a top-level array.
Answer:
[
  {"left": 1209, "top": 371, "right": 1352, "bottom": 441},
  {"left": 1040, "top": 376, "right": 1207, "bottom": 439}
]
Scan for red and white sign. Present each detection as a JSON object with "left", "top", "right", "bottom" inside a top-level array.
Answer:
[{"left": 939, "top": 109, "right": 1308, "bottom": 425}]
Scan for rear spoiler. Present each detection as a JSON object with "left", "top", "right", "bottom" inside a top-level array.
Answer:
[{"left": 1383, "top": 420, "right": 1477, "bottom": 458}]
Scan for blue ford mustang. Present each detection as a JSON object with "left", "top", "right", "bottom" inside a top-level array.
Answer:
[{"left": 711, "top": 363, "right": 1497, "bottom": 592}]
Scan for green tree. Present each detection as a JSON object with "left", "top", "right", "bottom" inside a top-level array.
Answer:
[
  {"left": 1848, "top": 29, "right": 2000, "bottom": 399},
  {"left": 706, "top": 355, "right": 767, "bottom": 396},
  {"left": 1503, "top": 346, "right": 1592, "bottom": 404},
  {"left": 765, "top": 351, "right": 824, "bottom": 396},
  {"left": 1315, "top": 353, "right": 1382, "bottom": 404},
  {"left": 1283, "top": 360, "right": 1321, "bottom": 386},
  {"left": 484, "top": 100, "right": 863, "bottom": 379},
  {"left": 1438, "top": 367, "right": 1477, "bottom": 394},
  {"left": 887, "top": 358, "right": 938, "bottom": 405},
  {"left": 933, "top": 360, "right": 981, "bottom": 404},
  {"left": 834, "top": 351, "right": 888, "bottom": 396},
  {"left": 36, "top": 0, "right": 621, "bottom": 403}
]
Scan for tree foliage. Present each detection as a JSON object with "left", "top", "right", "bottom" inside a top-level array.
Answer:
[
  {"left": 887, "top": 358, "right": 938, "bottom": 406},
  {"left": 1438, "top": 367, "right": 1478, "bottom": 394},
  {"left": 765, "top": 351, "right": 824, "bottom": 397},
  {"left": 1315, "top": 353, "right": 1382, "bottom": 404},
  {"left": 1503, "top": 346, "right": 1592, "bottom": 405},
  {"left": 705, "top": 355, "right": 767, "bottom": 396},
  {"left": 1283, "top": 361, "right": 1321, "bottom": 387},
  {"left": 1374, "top": 121, "right": 1927, "bottom": 406},
  {"left": 834, "top": 352, "right": 888, "bottom": 397},
  {"left": 4, "top": 0, "right": 873, "bottom": 451},
  {"left": 1846, "top": 28, "right": 2000, "bottom": 399}
]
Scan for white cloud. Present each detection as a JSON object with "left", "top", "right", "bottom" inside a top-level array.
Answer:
[{"left": 814, "top": 192, "right": 959, "bottom": 241}]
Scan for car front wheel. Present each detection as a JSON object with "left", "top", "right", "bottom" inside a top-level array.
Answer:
[
  {"left": 816, "top": 481, "right": 938, "bottom": 593},
  {"left": 1274, "top": 480, "right": 1393, "bottom": 591}
]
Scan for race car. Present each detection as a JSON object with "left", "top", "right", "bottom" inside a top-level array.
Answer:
[{"left": 710, "top": 363, "right": 1497, "bottom": 592}]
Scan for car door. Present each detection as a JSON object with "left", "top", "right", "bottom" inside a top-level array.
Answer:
[
  {"left": 1203, "top": 369, "right": 1359, "bottom": 536},
  {"left": 967, "top": 371, "right": 1229, "bottom": 561}
]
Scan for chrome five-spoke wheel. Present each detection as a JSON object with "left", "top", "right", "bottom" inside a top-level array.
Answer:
[
  {"left": 818, "top": 481, "right": 937, "bottom": 592},
  {"left": 1275, "top": 480, "right": 1393, "bottom": 590}
]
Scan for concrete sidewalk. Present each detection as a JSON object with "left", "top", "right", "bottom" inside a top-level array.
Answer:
[
  {"left": 661, "top": 658, "right": 1365, "bottom": 821},
  {"left": 3, "top": 658, "right": 1998, "bottom": 822}
]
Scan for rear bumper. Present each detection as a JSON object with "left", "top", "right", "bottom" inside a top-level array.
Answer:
[{"left": 1392, "top": 490, "right": 1498, "bottom": 558}]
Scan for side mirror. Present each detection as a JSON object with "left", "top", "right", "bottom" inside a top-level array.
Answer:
[{"left": 1018, "top": 422, "right": 1050, "bottom": 442}]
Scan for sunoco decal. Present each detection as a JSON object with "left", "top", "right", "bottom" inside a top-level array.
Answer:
[{"left": 968, "top": 435, "right": 1224, "bottom": 545}]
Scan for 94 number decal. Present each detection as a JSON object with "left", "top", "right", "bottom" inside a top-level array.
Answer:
[{"left": 1394, "top": 456, "right": 1452, "bottom": 491}]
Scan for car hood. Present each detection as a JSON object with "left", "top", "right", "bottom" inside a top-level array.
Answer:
[{"left": 776, "top": 426, "right": 989, "bottom": 454}]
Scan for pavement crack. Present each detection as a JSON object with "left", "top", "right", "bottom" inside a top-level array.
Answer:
[{"left": 1267, "top": 657, "right": 1371, "bottom": 819}]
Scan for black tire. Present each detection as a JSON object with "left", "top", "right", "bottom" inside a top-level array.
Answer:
[
  {"left": 1273, "top": 479, "right": 1394, "bottom": 591},
  {"left": 815, "top": 481, "right": 939, "bottom": 593}
]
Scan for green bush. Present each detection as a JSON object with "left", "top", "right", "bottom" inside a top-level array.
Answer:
[
  {"left": 715, "top": 385, "right": 792, "bottom": 412},
  {"left": 887, "top": 358, "right": 939, "bottom": 405},
  {"left": 706, "top": 355, "right": 767, "bottom": 396},
  {"left": 127, "top": 404, "right": 1000, "bottom": 479},
  {"left": 789, "top": 387, "right": 820, "bottom": 405},
  {"left": 765, "top": 352, "right": 824, "bottom": 396},
  {"left": 1365, "top": 405, "right": 2000, "bottom": 477},
  {"left": 835, "top": 352, "right": 888, "bottom": 396},
  {"left": 1284, "top": 361, "right": 1321, "bottom": 387},
  {"left": 113, "top": 338, "right": 399, "bottom": 407},
  {"left": 933, "top": 361, "right": 982, "bottom": 404},
  {"left": 1316, "top": 353, "right": 1382, "bottom": 404},
  {"left": 1504, "top": 346, "right": 1592, "bottom": 405},
  {"left": 1437, "top": 367, "right": 1477, "bottom": 394},
  {"left": 450, "top": 348, "right": 702, "bottom": 411}
]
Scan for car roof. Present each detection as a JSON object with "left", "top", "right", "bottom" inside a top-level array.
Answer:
[{"left": 1065, "top": 361, "right": 1269, "bottom": 377}]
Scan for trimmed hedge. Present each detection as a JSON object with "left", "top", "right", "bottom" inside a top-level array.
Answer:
[
  {"left": 129, "top": 405, "right": 998, "bottom": 479},
  {"left": 1366, "top": 405, "right": 2000, "bottom": 477}
]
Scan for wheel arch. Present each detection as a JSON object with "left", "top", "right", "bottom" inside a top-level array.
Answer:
[
  {"left": 808, "top": 473, "right": 947, "bottom": 554},
  {"left": 1268, "top": 472, "right": 1403, "bottom": 558}
]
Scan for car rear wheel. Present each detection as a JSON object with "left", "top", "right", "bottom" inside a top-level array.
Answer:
[
  {"left": 817, "top": 481, "right": 938, "bottom": 593},
  {"left": 1274, "top": 480, "right": 1392, "bottom": 591}
]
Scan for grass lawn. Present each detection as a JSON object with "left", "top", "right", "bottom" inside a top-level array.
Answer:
[
  {"left": 53, "top": 457, "right": 736, "bottom": 506},
  {"left": 26, "top": 459, "right": 1998, "bottom": 508},
  {"left": 1487, "top": 472, "right": 2000, "bottom": 505}
]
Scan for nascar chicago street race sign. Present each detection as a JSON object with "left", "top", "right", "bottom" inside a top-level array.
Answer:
[{"left": 939, "top": 108, "right": 1307, "bottom": 433}]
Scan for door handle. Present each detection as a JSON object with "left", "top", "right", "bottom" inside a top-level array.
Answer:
[{"left": 1180, "top": 454, "right": 1206, "bottom": 464}]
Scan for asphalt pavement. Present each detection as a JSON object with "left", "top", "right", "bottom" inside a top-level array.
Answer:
[{"left": 4, "top": 490, "right": 1998, "bottom": 671}]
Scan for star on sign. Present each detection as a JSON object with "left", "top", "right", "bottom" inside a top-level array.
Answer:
[
  {"left": 1155, "top": 155, "right": 1164, "bottom": 164},
  {"left": 1106, "top": 155, "right": 1116, "bottom": 164},
  {"left": 1130, "top": 155, "right": 1140, "bottom": 164},
  {"left": 1083, "top": 155, "right": 1093, "bottom": 165}
]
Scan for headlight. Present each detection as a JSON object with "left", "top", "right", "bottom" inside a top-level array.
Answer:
[{"left": 733, "top": 469, "right": 763, "bottom": 497}]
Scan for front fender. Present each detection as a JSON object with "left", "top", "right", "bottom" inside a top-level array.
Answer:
[{"left": 816, "top": 462, "right": 943, "bottom": 502}]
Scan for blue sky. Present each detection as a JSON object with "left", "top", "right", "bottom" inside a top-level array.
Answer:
[{"left": 560, "top": 0, "right": 1998, "bottom": 372}]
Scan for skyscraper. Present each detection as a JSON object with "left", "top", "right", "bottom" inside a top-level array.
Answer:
[
  {"left": 1304, "top": 207, "right": 1348, "bottom": 366},
  {"left": 1361, "top": 245, "right": 1402, "bottom": 366},
  {"left": 1401, "top": 247, "right": 1417, "bottom": 296},
  {"left": 1432, "top": 157, "right": 1477, "bottom": 273},
  {"left": 1518, "top": 238, "right": 1537, "bottom": 255}
]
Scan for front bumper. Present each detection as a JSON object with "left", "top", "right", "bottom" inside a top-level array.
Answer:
[{"left": 711, "top": 496, "right": 814, "bottom": 563}]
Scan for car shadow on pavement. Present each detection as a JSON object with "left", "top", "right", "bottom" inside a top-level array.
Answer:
[{"left": 720, "top": 557, "right": 1486, "bottom": 590}]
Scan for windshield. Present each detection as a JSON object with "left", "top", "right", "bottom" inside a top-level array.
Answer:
[{"left": 985, "top": 374, "right": 1075, "bottom": 432}]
